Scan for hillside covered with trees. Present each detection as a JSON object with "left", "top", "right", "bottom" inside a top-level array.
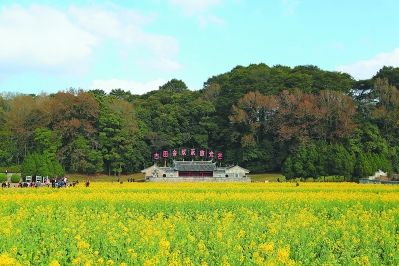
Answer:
[{"left": 1, "top": 64, "right": 399, "bottom": 180}]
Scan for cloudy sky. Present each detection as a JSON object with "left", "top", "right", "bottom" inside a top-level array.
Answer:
[{"left": 0, "top": 0, "right": 398, "bottom": 94}]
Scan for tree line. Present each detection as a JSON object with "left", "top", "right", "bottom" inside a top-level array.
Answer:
[{"left": 1, "top": 64, "right": 399, "bottom": 179}]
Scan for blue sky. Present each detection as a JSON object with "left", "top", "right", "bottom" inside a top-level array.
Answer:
[{"left": 0, "top": 0, "right": 398, "bottom": 94}]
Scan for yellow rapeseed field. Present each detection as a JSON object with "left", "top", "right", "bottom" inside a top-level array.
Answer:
[{"left": 0, "top": 182, "right": 398, "bottom": 265}]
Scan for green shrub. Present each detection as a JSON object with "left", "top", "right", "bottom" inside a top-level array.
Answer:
[
  {"left": 11, "top": 174, "right": 21, "bottom": 183},
  {"left": 0, "top": 165, "right": 21, "bottom": 173},
  {"left": 0, "top": 173, "right": 7, "bottom": 182},
  {"left": 321, "top": 175, "right": 347, "bottom": 182}
]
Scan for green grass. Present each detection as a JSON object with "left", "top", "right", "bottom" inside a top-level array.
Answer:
[
  {"left": 248, "top": 173, "right": 285, "bottom": 182},
  {"left": 66, "top": 173, "right": 145, "bottom": 182},
  {"left": 16, "top": 172, "right": 285, "bottom": 183},
  {"left": 67, "top": 172, "right": 286, "bottom": 183}
]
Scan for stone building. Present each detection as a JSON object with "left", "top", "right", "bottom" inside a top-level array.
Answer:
[{"left": 141, "top": 160, "right": 250, "bottom": 182}]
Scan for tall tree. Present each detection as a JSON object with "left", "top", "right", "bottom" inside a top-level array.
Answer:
[
  {"left": 48, "top": 92, "right": 100, "bottom": 170},
  {"left": 372, "top": 78, "right": 399, "bottom": 143}
]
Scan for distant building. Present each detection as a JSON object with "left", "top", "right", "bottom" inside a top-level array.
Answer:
[
  {"left": 142, "top": 160, "right": 250, "bottom": 182},
  {"left": 359, "top": 169, "right": 399, "bottom": 184},
  {"left": 368, "top": 169, "right": 388, "bottom": 181}
]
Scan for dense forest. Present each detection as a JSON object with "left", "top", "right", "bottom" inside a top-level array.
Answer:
[{"left": 1, "top": 64, "right": 399, "bottom": 179}]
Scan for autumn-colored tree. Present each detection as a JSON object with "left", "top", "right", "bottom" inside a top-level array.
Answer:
[
  {"left": 5, "top": 95, "right": 50, "bottom": 162},
  {"left": 230, "top": 91, "right": 277, "bottom": 143},
  {"left": 274, "top": 89, "right": 319, "bottom": 143},
  {"left": 1, "top": 64, "right": 399, "bottom": 176},
  {"left": 273, "top": 89, "right": 356, "bottom": 143},
  {"left": 316, "top": 90, "right": 356, "bottom": 141},
  {"left": 49, "top": 92, "right": 99, "bottom": 139},
  {"left": 48, "top": 92, "right": 100, "bottom": 169}
]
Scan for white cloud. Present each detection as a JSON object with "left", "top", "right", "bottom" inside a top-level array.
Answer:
[
  {"left": 70, "top": 5, "right": 180, "bottom": 67},
  {"left": 169, "top": 0, "right": 221, "bottom": 15},
  {"left": 69, "top": 5, "right": 154, "bottom": 38},
  {"left": 169, "top": 0, "right": 225, "bottom": 28},
  {"left": 146, "top": 57, "right": 182, "bottom": 72},
  {"left": 0, "top": 5, "right": 97, "bottom": 73},
  {"left": 337, "top": 48, "right": 399, "bottom": 80},
  {"left": 0, "top": 4, "right": 180, "bottom": 74},
  {"left": 90, "top": 78, "right": 167, "bottom": 95},
  {"left": 198, "top": 14, "right": 226, "bottom": 29}
]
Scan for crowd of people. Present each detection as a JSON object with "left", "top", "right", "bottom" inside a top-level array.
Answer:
[
  {"left": 1, "top": 177, "right": 83, "bottom": 188},
  {"left": 0, "top": 176, "right": 141, "bottom": 188}
]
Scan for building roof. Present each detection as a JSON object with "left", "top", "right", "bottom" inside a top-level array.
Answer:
[
  {"left": 173, "top": 160, "right": 216, "bottom": 172},
  {"left": 226, "top": 165, "right": 250, "bottom": 173},
  {"left": 214, "top": 169, "right": 227, "bottom": 173},
  {"left": 141, "top": 164, "right": 156, "bottom": 173}
]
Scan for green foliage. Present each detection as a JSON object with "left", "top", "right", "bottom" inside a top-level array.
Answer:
[
  {"left": 0, "top": 173, "right": 7, "bottom": 182},
  {"left": 389, "top": 146, "right": 399, "bottom": 173},
  {"left": 283, "top": 142, "right": 355, "bottom": 180},
  {"left": 138, "top": 81, "right": 216, "bottom": 152},
  {"left": 2, "top": 64, "right": 399, "bottom": 178},
  {"left": 34, "top": 128, "right": 61, "bottom": 159},
  {"left": 158, "top": 79, "right": 188, "bottom": 93},
  {"left": 374, "top": 66, "right": 399, "bottom": 89},
  {"left": 21, "top": 154, "right": 37, "bottom": 178},
  {"left": 320, "top": 176, "right": 347, "bottom": 182},
  {"left": 21, "top": 153, "right": 64, "bottom": 178},
  {"left": 326, "top": 144, "right": 355, "bottom": 178},
  {"left": 0, "top": 130, "right": 15, "bottom": 166},
  {"left": 0, "top": 165, "right": 21, "bottom": 173},
  {"left": 204, "top": 64, "right": 355, "bottom": 123},
  {"left": 109, "top": 89, "right": 134, "bottom": 101},
  {"left": 11, "top": 174, "right": 20, "bottom": 183},
  {"left": 70, "top": 135, "right": 103, "bottom": 174},
  {"left": 349, "top": 124, "right": 393, "bottom": 178},
  {"left": 354, "top": 152, "right": 373, "bottom": 178}
]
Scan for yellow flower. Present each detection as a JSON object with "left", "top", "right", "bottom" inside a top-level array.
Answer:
[
  {"left": 221, "top": 255, "right": 230, "bottom": 266},
  {"left": 238, "top": 229, "right": 245, "bottom": 238},
  {"left": 160, "top": 238, "right": 170, "bottom": 250},
  {"left": 10, "top": 247, "right": 17, "bottom": 255},
  {"left": 106, "top": 259, "right": 114, "bottom": 265},
  {"left": 183, "top": 257, "right": 193, "bottom": 266},
  {"left": 197, "top": 240, "right": 207, "bottom": 253},
  {"left": 49, "top": 260, "right": 61, "bottom": 266},
  {"left": 252, "top": 251, "right": 264, "bottom": 265},
  {"left": 77, "top": 240, "right": 90, "bottom": 250},
  {"left": 0, "top": 253, "right": 21, "bottom": 266},
  {"left": 353, "top": 255, "right": 370, "bottom": 266},
  {"left": 97, "top": 258, "right": 104, "bottom": 265},
  {"left": 72, "top": 257, "right": 82, "bottom": 265},
  {"left": 128, "top": 248, "right": 137, "bottom": 260},
  {"left": 277, "top": 247, "right": 290, "bottom": 262},
  {"left": 259, "top": 242, "right": 274, "bottom": 254}
]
